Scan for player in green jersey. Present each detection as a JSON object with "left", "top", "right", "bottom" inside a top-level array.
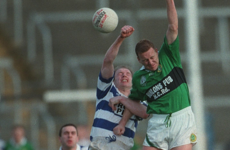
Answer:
[
  {"left": 109, "top": 0, "right": 197, "bottom": 150},
  {"left": 4, "top": 125, "right": 34, "bottom": 150}
]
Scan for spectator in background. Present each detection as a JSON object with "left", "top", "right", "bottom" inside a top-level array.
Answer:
[
  {"left": 225, "top": 141, "right": 230, "bottom": 150},
  {"left": 77, "top": 124, "right": 90, "bottom": 147},
  {"left": 0, "top": 126, "right": 5, "bottom": 150},
  {"left": 59, "top": 123, "right": 88, "bottom": 150},
  {"left": 4, "top": 124, "right": 34, "bottom": 150}
]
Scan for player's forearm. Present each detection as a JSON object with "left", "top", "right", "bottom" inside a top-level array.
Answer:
[
  {"left": 119, "top": 97, "right": 148, "bottom": 119},
  {"left": 119, "top": 108, "right": 133, "bottom": 126},
  {"left": 167, "top": 0, "right": 178, "bottom": 29},
  {"left": 101, "top": 35, "right": 126, "bottom": 78},
  {"left": 103, "top": 35, "right": 125, "bottom": 64},
  {"left": 166, "top": 0, "right": 178, "bottom": 44}
]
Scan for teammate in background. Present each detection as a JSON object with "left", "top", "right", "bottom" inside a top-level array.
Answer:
[
  {"left": 4, "top": 124, "right": 34, "bottom": 150},
  {"left": 0, "top": 126, "right": 5, "bottom": 150},
  {"left": 89, "top": 25, "right": 148, "bottom": 150},
  {"left": 77, "top": 124, "right": 90, "bottom": 147},
  {"left": 109, "top": 0, "right": 197, "bottom": 150},
  {"left": 59, "top": 123, "right": 88, "bottom": 150}
]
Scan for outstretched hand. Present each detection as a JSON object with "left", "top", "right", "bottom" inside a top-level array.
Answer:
[{"left": 120, "top": 25, "right": 135, "bottom": 38}]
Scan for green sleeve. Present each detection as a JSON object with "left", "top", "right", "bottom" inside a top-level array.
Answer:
[{"left": 161, "top": 35, "right": 182, "bottom": 67}]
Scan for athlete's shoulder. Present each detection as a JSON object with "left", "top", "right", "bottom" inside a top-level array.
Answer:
[
  {"left": 77, "top": 144, "right": 89, "bottom": 150},
  {"left": 80, "top": 145, "right": 89, "bottom": 150},
  {"left": 133, "top": 69, "right": 146, "bottom": 78}
]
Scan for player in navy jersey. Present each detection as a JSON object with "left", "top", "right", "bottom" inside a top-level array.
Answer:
[{"left": 89, "top": 25, "right": 148, "bottom": 150}]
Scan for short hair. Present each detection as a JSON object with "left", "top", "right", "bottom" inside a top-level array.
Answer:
[
  {"left": 114, "top": 65, "right": 133, "bottom": 76},
  {"left": 135, "top": 39, "right": 156, "bottom": 57},
  {"left": 59, "top": 123, "right": 77, "bottom": 137},
  {"left": 12, "top": 124, "right": 25, "bottom": 131}
]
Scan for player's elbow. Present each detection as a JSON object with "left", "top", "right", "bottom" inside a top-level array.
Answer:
[
  {"left": 138, "top": 108, "right": 149, "bottom": 119},
  {"left": 103, "top": 57, "right": 113, "bottom": 65},
  {"left": 136, "top": 113, "right": 149, "bottom": 120},
  {"left": 168, "top": 24, "right": 178, "bottom": 32},
  {"left": 142, "top": 113, "right": 149, "bottom": 119}
]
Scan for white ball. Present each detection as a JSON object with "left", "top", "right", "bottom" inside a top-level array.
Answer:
[{"left": 92, "top": 7, "right": 118, "bottom": 33}]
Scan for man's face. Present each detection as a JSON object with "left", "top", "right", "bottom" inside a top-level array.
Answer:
[
  {"left": 114, "top": 68, "right": 132, "bottom": 90},
  {"left": 13, "top": 128, "right": 24, "bottom": 144},
  {"left": 59, "top": 126, "right": 78, "bottom": 149},
  {"left": 137, "top": 47, "right": 159, "bottom": 71}
]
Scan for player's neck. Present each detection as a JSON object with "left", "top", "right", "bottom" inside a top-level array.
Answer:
[
  {"left": 61, "top": 145, "right": 77, "bottom": 150},
  {"left": 119, "top": 88, "right": 130, "bottom": 97}
]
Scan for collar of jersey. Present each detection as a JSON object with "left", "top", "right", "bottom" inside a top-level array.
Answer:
[
  {"left": 139, "top": 66, "right": 154, "bottom": 72},
  {"left": 140, "top": 65, "right": 162, "bottom": 73}
]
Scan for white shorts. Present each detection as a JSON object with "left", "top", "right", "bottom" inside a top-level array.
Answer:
[
  {"left": 89, "top": 136, "right": 133, "bottom": 150},
  {"left": 143, "top": 106, "right": 197, "bottom": 150}
]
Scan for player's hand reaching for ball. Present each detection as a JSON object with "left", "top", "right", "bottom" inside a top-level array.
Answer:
[{"left": 120, "top": 25, "right": 135, "bottom": 38}]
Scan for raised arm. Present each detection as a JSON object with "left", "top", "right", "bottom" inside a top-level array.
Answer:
[
  {"left": 166, "top": 0, "right": 178, "bottom": 44},
  {"left": 101, "top": 26, "right": 135, "bottom": 79}
]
